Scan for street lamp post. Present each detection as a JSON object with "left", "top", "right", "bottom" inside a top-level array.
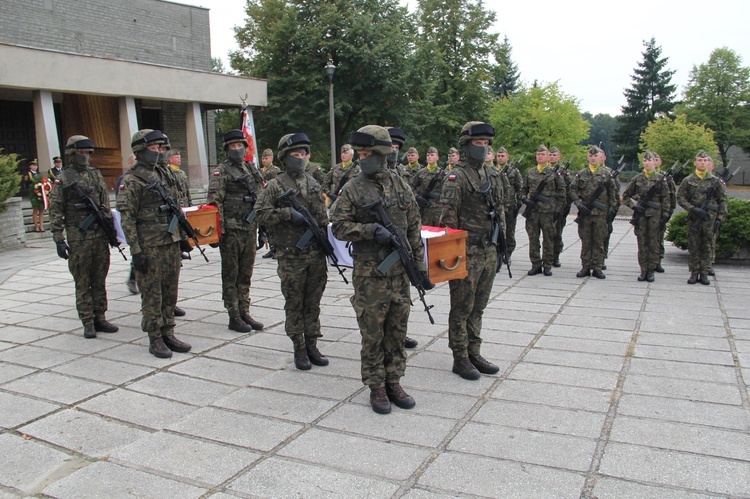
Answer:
[{"left": 325, "top": 59, "right": 336, "bottom": 169}]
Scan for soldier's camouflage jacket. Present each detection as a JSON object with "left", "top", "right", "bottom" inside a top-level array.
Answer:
[
  {"left": 677, "top": 173, "right": 728, "bottom": 224},
  {"left": 49, "top": 164, "right": 112, "bottom": 244},
  {"left": 207, "top": 159, "right": 265, "bottom": 233},
  {"left": 569, "top": 166, "right": 618, "bottom": 216}
]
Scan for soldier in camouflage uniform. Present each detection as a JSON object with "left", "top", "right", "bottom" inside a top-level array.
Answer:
[
  {"left": 208, "top": 130, "right": 265, "bottom": 332},
  {"left": 446, "top": 147, "right": 460, "bottom": 170},
  {"left": 621, "top": 151, "right": 669, "bottom": 282},
  {"left": 323, "top": 143, "right": 359, "bottom": 205},
  {"left": 117, "top": 130, "right": 192, "bottom": 358},
  {"left": 331, "top": 125, "right": 426, "bottom": 414},
  {"left": 439, "top": 121, "right": 503, "bottom": 381},
  {"left": 50, "top": 135, "right": 119, "bottom": 339},
  {"left": 497, "top": 147, "right": 523, "bottom": 262},
  {"left": 167, "top": 150, "right": 192, "bottom": 207},
  {"left": 655, "top": 152, "right": 675, "bottom": 273},
  {"left": 410, "top": 146, "right": 444, "bottom": 226},
  {"left": 600, "top": 150, "right": 621, "bottom": 270},
  {"left": 569, "top": 146, "right": 619, "bottom": 279},
  {"left": 259, "top": 148, "right": 281, "bottom": 259},
  {"left": 257, "top": 133, "right": 330, "bottom": 370},
  {"left": 405, "top": 147, "right": 421, "bottom": 176},
  {"left": 385, "top": 127, "right": 408, "bottom": 179},
  {"left": 305, "top": 151, "right": 325, "bottom": 186},
  {"left": 549, "top": 147, "right": 572, "bottom": 267},
  {"left": 677, "top": 151, "right": 728, "bottom": 285},
  {"left": 521, "top": 145, "right": 565, "bottom": 276}
]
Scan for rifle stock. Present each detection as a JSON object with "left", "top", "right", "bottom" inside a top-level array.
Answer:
[{"left": 147, "top": 181, "right": 209, "bottom": 262}]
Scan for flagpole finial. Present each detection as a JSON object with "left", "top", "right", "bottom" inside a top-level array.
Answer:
[{"left": 239, "top": 94, "right": 248, "bottom": 108}]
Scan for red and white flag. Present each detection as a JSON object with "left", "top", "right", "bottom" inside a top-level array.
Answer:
[{"left": 240, "top": 106, "right": 258, "bottom": 165}]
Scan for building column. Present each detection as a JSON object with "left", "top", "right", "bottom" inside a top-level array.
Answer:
[
  {"left": 186, "top": 102, "right": 208, "bottom": 188},
  {"left": 118, "top": 96, "right": 138, "bottom": 174},
  {"left": 32, "top": 90, "right": 59, "bottom": 175}
]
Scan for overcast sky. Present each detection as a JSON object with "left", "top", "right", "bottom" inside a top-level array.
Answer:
[{"left": 183, "top": 0, "right": 750, "bottom": 117}]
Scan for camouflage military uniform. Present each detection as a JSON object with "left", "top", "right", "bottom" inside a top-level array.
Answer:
[
  {"left": 256, "top": 172, "right": 328, "bottom": 351},
  {"left": 622, "top": 171, "right": 669, "bottom": 275},
  {"left": 323, "top": 160, "right": 360, "bottom": 203},
  {"left": 677, "top": 172, "right": 728, "bottom": 275},
  {"left": 262, "top": 164, "right": 281, "bottom": 181},
  {"left": 604, "top": 170, "right": 622, "bottom": 261},
  {"left": 569, "top": 166, "right": 618, "bottom": 273},
  {"left": 49, "top": 162, "right": 112, "bottom": 327},
  {"left": 410, "top": 163, "right": 445, "bottom": 226},
  {"left": 331, "top": 169, "right": 424, "bottom": 388},
  {"left": 552, "top": 168, "right": 573, "bottom": 263},
  {"left": 502, "top": 166, "right": 523, "bottom": 258},
  {"left": 659, "top": 174, "right": 677, "bottom": 262},
  {"left": 171, "top": 167, "right": 192, "bottom": 207},
  {"left": 522, "top": 166, "right": 565, "bottom": 270},
  {"left": 208, "top": 158, "right": 264, "bottom": 319},
  {"left": 306, "top": 161, "right": 325, "bottom": 185}
]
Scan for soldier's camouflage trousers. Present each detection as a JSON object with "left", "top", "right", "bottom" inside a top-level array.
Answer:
[
  {"left": 553, "top": 205, "right": 571, "bottom": 257},
  {"left": 220, "top": 228, "right": 257, "bottom": 317},
  {"left": 634, "top": 215, "right": 661, "bottom": 272},
  {"left": 350, "top": 272, "right": 410, "bottom": 388},
  {"left": 688, "top": 219, "right": 714, "bottom": 273},
  {"left": 525, "top": 211, "right": 557, "bottom": 267},
  {"left": 448, "top": 244, "right": 496, "bottom": 359},
  {"left": 277, "top": 248, "right": 327, "bottom": 350},
  {"left": 577, "top": 214, "right": 607, "bottom": 270},
  {"left": 504, "top": 207, "right": 518, "bottom": 257},
  {"left": 134, "top": 242, "right": 180, "bottom": 337},
  {"left": 68, "top": 236, "right": 110, "bottom": 325}
]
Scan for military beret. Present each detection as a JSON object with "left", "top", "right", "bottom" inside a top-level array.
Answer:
[
  {"left": 549, "top": 146, "right": 560, "bottom": 153},
  {"left": 407, "top": 147, "right": 418, "bottom": 155},
  {"left": 588, "top": 145, "right": 604, "bottom": 155},
  {"left": 652, "top": 152, "right": 661, "bottom": 159},
  {"left": 448, "top": 147, "right": 459, "bottom": 155},
  {"left": 29, "top": 159, "right": 38, "bottom": 165},
  {"left": 386, "top": 127, "right": 406, "bottom": 146},
  {"left": 52, "top": 156, "right": 62, "bottom": 162},
  {"left": 340, "top": 144, "right": 352, "bottom": 153},
  {"left": 642, "top": 150, "right": 656, "bottom": 160},
  {"left": 536, "top": 145, "right": 548, "bottom": 152},
  {"left": 696, "top": 150, "right": 708, "bottom": 158},
  {"left": 426, "top": 146, "right": 438, "bottom": 154},
  {"left": 496, "top": 147, "right": 508, "bottom": 154},
  {"left": 167, "top": 149, "right": 180, "bottom": 157},
  {"left": 262, "top": 148, "right": 274, "bottom": 157}
]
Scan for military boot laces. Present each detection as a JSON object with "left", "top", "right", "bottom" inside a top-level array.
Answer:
[
  {"left": 149, "top": 337, "right": 173, "bottom": 358},
  {"left": 385, "top": 383, "right": 416, "bottom": 409},
  {"left": 83, "top": 323, "right": 96, "bottom": 339},
  {"left": 687, "top": 272, "right": 699, "bottom": 285},
  {"left": 294, "top": 348, "right": 311, "bottom": 370},
  {"left": 699, "top": 273, "right": 710, "bottom": 285},
  {"left": 228, "top": 316, "right": 253, "bottom": 333},
  {"left": 163, "top": 335, "right": 192, "bottom": 353},
  {"left": 306, "top": 345, "right": 329, "bottom": 366},
  {"left": 240, "top": 313, "right": 264, "bottom": 330},
  {"left": 452, "top": 357, "right": 481, "bottom": 380},
  {"left": 469, "top": 354, "right": 500, "bottom": 374},
  {"left": 94, "top": 319, "right": 119, "bottom": 333},
  {"left": 369, "top": 387, "right": 392, "bottom": 414},
  {"left": 404, "top": 336, "right": 418, "bottom": 348}
]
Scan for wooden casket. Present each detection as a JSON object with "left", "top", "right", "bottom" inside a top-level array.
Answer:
[
  {"left": 422, "top": 226, "right": 468, "bottom": 283},
  {"left": 183, "top": 205, "right": 221, "bottom": 247}
]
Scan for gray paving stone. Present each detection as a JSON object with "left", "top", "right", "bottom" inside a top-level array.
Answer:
[
  {"left": 448, "top": 421, "right": 597, "bottom": 472},
  {"left": 251, "top": 370, "right": 362, "bottom": 400},
  {"left": 2, "top": 371, "right": 110, "bottom": 405},
  {"left": 634, "top": 344, "right": 734, "bottom": 365},
  {"left": 93, "top": 343, "right": 184, "bottom": 367},
  {"left": 491, "top": 379, "right": 613, "bottom": 413},
  {"left": 533, "top": 335, "right": 630, "bottom": 356},
  {"left": 125, "top": 372, "right": 236, "bottom": 406},
  {"left": 41, "top": 461, "right": 206, "bottom": 498},
  {"left": 599, "top": 442, "right": 750, "bottom": 497},
  {"left": 1, "top": 325, "right": 57, "bottom": 344},
  {"left": 168, "top": 406, "right": 302, "bottom": 451},
  {"left": 617, "top": 393, "right": 747, "bottom": 430},
  {"left": 418, "top": 451, "right": 585, "bottom": 498},
  {"left": 238, "top": 330, "right": 297, "bottom": 351},
  {"left": 52, "top": 356, "right": 154, "bottom": 385},
  {"left": 0, "top": 345, "right": 80, "bottom": 369},
  {"left": 0, "top": 363, "right": 35, "bottom": 384},
  {"left": 636, "top": 331, "right": 731, "bottom": 351},
  {"left": 640, "top": 310, "right": 725, "bottom": 327},
  {"left": 609, "top": 415, "right": 750, "bottom": 461},
  {"left": 0, "top": 433, "right": 81, "bottom": 495},
  {"left": 553, "top": 314, "right": 636, "bottom": 331},
  {"left": 400, "top": 488, "right": 464, "bottom": 499},
  {"left": 543, "top": 324, "right": 633, "bottom": 343},
  {"left": 277, "top": 428, "right": 431, "bottom": 481},
  {"left": 213, "top": 386, "right": 339, "bottom": 423},
  {"left": 29, "top": 334, "right": 121, "bottom": 354},
  {"left": 0, "top": 310, "right": 38, "bottom": 325},
  {"left": 16, "top": 315, "right": 83, "bottom": 333},
  {"left": 351, "top": 387, "right": 477, "bottom": 420},
  {"left": 227, "top": 456, "right": 399, "bottom": 498},
  {"left": 19, "top": 409, "right": 151, "bottom": 458},
  {"left": 524, "top": 348, "right": 625, "bottom": 372},
  {"left": 627, "top": 357, "right": 737, "bottom": 384},
  {"left": 560, "top": 305, "right": 640, "bottom": 320},
  {"left": 206, "top": 342, "right": 302, "bottom": 370},
  {"left": 638, "top": 321, "right": 727, "bottom": 338},
  {"left": 591, "top": 475, "right": 717, "bottom": 499},
  {"left": 168, "top": 356, "right": 271, "bottom": 386},
  {"left": 0, "top": 390, "right": 59, "bottom": 428},
  {"left": 508, "top": 362, "right": 620, "bottom": 390},
  {"left": 622, "top": 373, "right": 742, "bottom": 405},
  {"left": 110, "top": 431, "right": 261, "bottom": 486},
  {"left": 78, "top": 389, "right": 198, "bottom": 429}
]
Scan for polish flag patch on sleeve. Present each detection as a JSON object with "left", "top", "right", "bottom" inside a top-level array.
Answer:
[
  {"left": 447, "top": 173, "right": 457, "bottom": 181},
  {"left": 213, "top": 170, "right": 221, "bottom": 176},
  {"left": 54, "top": 179, "right": 61, "bottom": 185},
  {"left": 118, "top": 183, "right": 125, "bottom": 190}
]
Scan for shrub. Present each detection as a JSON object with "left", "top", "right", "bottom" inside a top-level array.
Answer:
[
  {"left": 666, "top": 198, "right": 750, "bottom": 258},
  {"left": 0, "top": 149, "right": 23, "bottom": 213}
]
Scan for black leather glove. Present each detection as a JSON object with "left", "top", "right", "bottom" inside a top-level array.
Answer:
[
  {"left": 56, "top": 240, "right": 70, "bottom": 260},
  {"left": 522, "top": 198, "right": 538, "bottom": 210},
  {"left": 416, "top": 195, "right": 428, "bottom": 208},
  {"left": 420, "top": 270, "right": 435, "bottom": 290},
  {"left": 633, "top": 205, "right": 646, "bottom": 214},
  {"left": 179, "top": 239, "right": 193, "bottom": 253},
  {"left": 577, "top": 203, "right": 591, "bottom": 216},
  {"left": 691, "top": 207, "right": 709, "bottom": 220},
  {"left": 371, "top": 223, "right": 394, "bottom": 246},
  {"left": 289, "top": 208, "right": 306, "bottom": 226},
  {"left": 714, "top": 219, "right": 723, "bottom": 233},
  {"left": 132, "top": 252, "right": 149, "bottom": 274}
]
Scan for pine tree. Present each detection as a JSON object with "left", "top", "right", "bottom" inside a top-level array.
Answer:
[
  {"left": 491, "top": 35, "right": 520, "bottom": 98},
  {"left": 613, "top": 37, "right": 677, "bottom": 162}
]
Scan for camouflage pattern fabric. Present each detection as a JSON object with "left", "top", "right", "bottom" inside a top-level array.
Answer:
[
  {"left": 553, "top": 169, "right": 573, "bottom": 259},
  {"left": 306, "top": 161, "right": 325, "bottom": 185},
  {"left": 503, "top": 168, "right": 523, "bottom": 257},
  {"left": 323, "top": 161, "right": 360, "bottom": 200},
  {"left": 677, "top": 173, "right": 728, "bottom": 273},
  {"left": 523, "top": 166, "right": 565, "bottom": 268},
  {"left": 134, "top": 243, "right": 180, "bottom": 337},
  {"left": 410, "top": 164, "right": 445, "bottom": 226},
  {"left": 622, "top": 172, "right": 669, "bottom": 272},
  {"left": 659, "top": 176, "right": 678, "bottom": 259},
  {"left": 172, "top": 167, "right": 192, "bottom": 207},
  {"left": 569, "top": 166, "right": 618, "bottom": 271},
  {"left": 604, "top": 172, "right": 622, "bottom": 258},
  {"left": 262, "top": 164, "right": 281, "bottom": 181}
]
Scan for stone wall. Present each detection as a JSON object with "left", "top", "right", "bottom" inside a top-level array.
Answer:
[{"left": 0, "top": 197, "right": 25, "bottom": 252}]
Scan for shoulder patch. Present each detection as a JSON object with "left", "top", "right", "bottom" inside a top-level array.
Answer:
[
  {"left": 54, "top": 179, "right": 61, "bottom": 185},
  {"left": 213, "top": 170, "right": 221, "bottom": 176},
  {"left": 447, "top": 173, "right": 457, "bottom": 181},
  {"left": 119, "top": 183, "right": 125, "bottom": 190}
]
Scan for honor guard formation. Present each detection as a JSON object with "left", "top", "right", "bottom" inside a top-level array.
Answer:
[{"left": 48, "top": 124, "right": 729, "bottom": 414}]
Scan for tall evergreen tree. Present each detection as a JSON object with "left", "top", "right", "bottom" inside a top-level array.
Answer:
[
  {"left": 612, "top": 37, "right": 677, "bottom": 162},
  {"left": 491, "top": 35, "right": 520, "bottom": 98}
]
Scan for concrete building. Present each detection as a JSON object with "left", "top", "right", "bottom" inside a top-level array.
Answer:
[{"left": 0, "top": 0, "right": 266, "bottom": 189}]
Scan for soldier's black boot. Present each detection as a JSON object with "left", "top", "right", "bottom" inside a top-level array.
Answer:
[
  {"left": 173, "top": 306, "right": 186, "bottom": 317},
  {"left": 262, "top": 249, "right": 274, "bottom": 259},
  {"left": 543, "top": 267, "right": 552, "bottom": 276},
  {"left": 240, "top": 313, "right": 264, "bottom": 330},
  {"left": 149, "top": 337, "right": 172, "bottom": 358},
  {"left": 294, "top": 348, "right": 311, "bottom": 370},
  {"left": 404, "top": 336, "right": 418, "bottom": 348},
  {"left": 386, "top": 383, "right": 416, "bottom": 409},
  {"left": 469, "top": 354, "right": 500, "bottom": 374},
  {"left": 655, "top": 263, "right": 665, "bottom": 273},
  {"left": 637, "top": 272, "right": 647, "bottom": 282},
  {"left": 699, "top": 273, "right": 710, "bottom": 285},
  {"left": 369, "top": 387, "right": 391, "bottom": 414},
  {"left": 228, "top": 316, "right": 253, "bottom": 333},
  {"left": 527, "top": 266, "right": 542, "bottom": 276},
  {"left": 83, "top": 323, "right": 96, "bottom": 339},
  {"left": 576, "top": 268, "right": 591, "bottom": 278},
  {"left": 646, "top": 271, "right": 655, "bottom": 282},
  {"left": 552, "top": 257, "right": 561, "bottom": 268},
  {"left": 592, "top": 269, "right": 606, "bottom": 279},
  {"left": 126, "top": 279, "right": 138, "bottom": 294},
  {"left": 708, "top": 269, "right": 715, "bottom": 276},
  {"left": 306, "top": 344, "right": 329, "bottom": 366},
  {"left": 687, "top": 272, "right": 699, "bottom": 284},
  {"left": 452, "top": 357, "right": 481, "bottom": 380},
  {"left": 94, "top": 319, "right": 119, "bottom": 333},
  {"left": 163, "top": 335, "right": 192, "bottom": 353}
]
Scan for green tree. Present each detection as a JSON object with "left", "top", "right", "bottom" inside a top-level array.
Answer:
[
  {"left": 613, "top": 37, "right": 677, "bottom": 163},
  {"left": 682, "top": 47, "right": 750, "bottom": 167},
  {"left": 230, "top": 0, "right": 414, "bottom": 167},
  {"left": 488, "top": 82, "right": 590, "bottom": 168},
  {"left": 581, "top": 112, "right": 618, "bottom": 155},
  {"left": 491, "top": 35, "right": 520, "bottom": 98},
  {"left": 0, "top": 149, "right": 23, "bottom": 212},
  {"left": 639, "top": 114, "right": 717, "bottom": 175}
]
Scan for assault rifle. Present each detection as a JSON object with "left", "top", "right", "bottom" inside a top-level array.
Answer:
[
  {"left": 362, "top": 197, "right": 435, "bottom": 324},
  {"left": 479, "top": 181, "right": 510, "bottom": 278},
  {"left": 147, "top": 181, "right": 209, "bottom": 262},
  {"left": 695, "top": 160, "right": 740, "bottom": 233},
  {"left": 327, "top": 158, "right": 358, "bottom": 203},
  {"left": 502, "top": 155, "right": 524, "bottom": 176},
  {"left": 630, "top": 160, "right": 687, "bottom": 228},
  {"left": 65, "top": 180, "right": 127, "bottom": 260},
  {"left": 277, "top": 188, "right": 349, "bottom": 284},
  {"left": 416, "top": 164, "right": 445, "bottom": 208},
  {"left": 521, "top": 164, "right": 558, "bottom": 219},
  {"left": 575, "top": 159, "right": 627, "bottom": 226}
]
